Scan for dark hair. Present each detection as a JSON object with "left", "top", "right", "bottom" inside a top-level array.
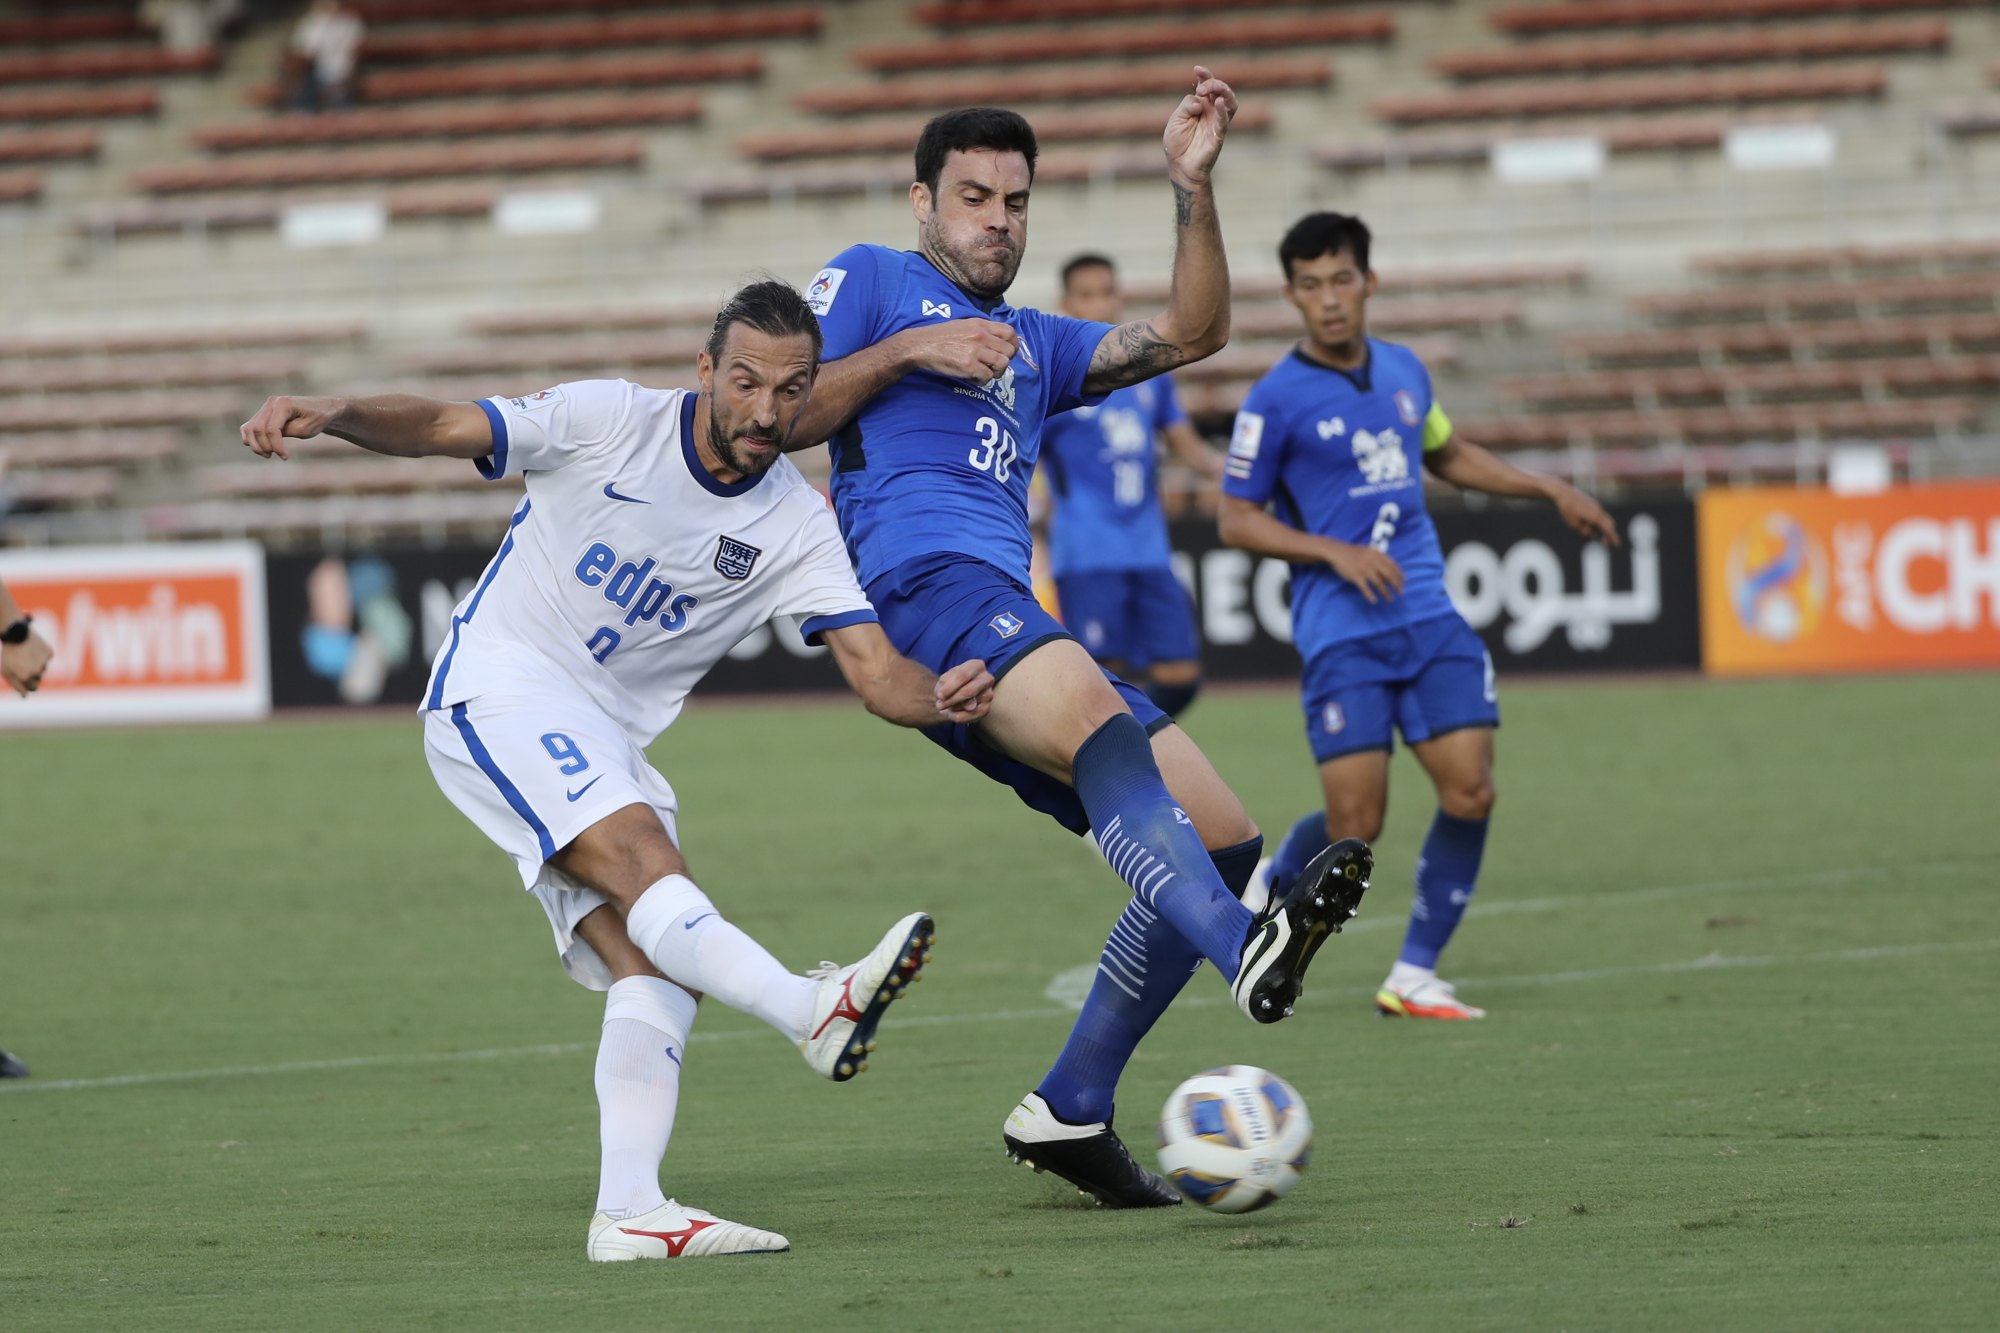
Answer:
[
  {"left": 705, "top": 278, "right": 822, "bottom": 365},
  {"left": 1278, "top": 212, "right": 1372, "bottom": 281},
  {"left": 914, "top": 107, "right": 1038, "bottom": 197},
  {"left": 1060, "top": 252, "right": 1115, "bottom": 292}
]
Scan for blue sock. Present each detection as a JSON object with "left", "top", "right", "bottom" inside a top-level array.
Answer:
[
  {"left": 1038, "top": 836, "right": 1263, "bottom": 1125},
  {"left": 1072, "top": 714, "right": 1254, "bottom": 978},
  {"left": 1267, "top": 809, "right": 1332, "bottom": 898},
  {"left": 1399, "top": 810, "right": 1489, "bottom": 969},
  {"left": 1143, "top": 677, "right": 1200, "bottom": 719}
]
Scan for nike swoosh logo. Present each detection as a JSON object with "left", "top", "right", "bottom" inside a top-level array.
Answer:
[
  {"left": 602, "top": 482, "right": 649, "bottom": 504},
  {"left": 566, "top": 776, "right": 603, "bottom": 802},
  {"left": 683, "top": 912, "right": 717, "bottom": 931}
]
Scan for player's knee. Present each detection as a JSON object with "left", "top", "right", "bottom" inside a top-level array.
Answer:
[
  {"left": 1324, "top": 801, "right": 1383, "bottom": 845},
  {"left": 1441, "top": 777, "right": 1496, "bottom": 822}
]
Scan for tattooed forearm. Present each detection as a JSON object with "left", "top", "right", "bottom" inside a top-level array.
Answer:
[
  {"left": 1084, "top": 318, "right": 1189, "bottom": 393},
  {"left": 1172, "top": 181, "right": 1194, "bottom": 228}
]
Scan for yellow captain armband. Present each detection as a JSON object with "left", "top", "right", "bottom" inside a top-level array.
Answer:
[{"left": 1422, "top": 401, "right": 1453, "bottom": 452}]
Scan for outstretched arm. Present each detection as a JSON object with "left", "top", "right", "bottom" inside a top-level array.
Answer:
[
  {"left": 1424, "top": 436, "right": 1620, "bottom": 545},
  {"left": 788, "top": 320, "right": 1022, "bottom": 452},
  {"left": 240, "top": 394, "right": 493, "bottom": 462},
  {"left": 820, "top": 621, "right": 995, "bottom": 728},
  {"left": 1083, "top": 66, "right": 1237, "bottom": 395}
]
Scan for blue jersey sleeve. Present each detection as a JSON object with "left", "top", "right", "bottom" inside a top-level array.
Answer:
[
  {"left": 1221, "top": 381, "right": 1288, "bottom": 505},
  {"left": 1154, "top": 373, "right": 1188, "bottom": 431},
  {"left": 1034, "top": 310, "right": 1115, "bottom": 416},
  {"left": 806, "top": 245, "right": 888, "bottom": 361}
]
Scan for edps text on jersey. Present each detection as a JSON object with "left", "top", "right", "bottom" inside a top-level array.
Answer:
[{"left": 574, "top": 541, "right": 700, "bottom": 660}]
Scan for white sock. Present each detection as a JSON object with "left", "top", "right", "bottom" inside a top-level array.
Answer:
[
  {"left": 1387, "top": 960, "right": 1438, "bottom": 990},
  {"left": 623, "top": 874, "right": 816, "bottom": 1040},
  {"left": 594, "top": 975, "right": 697, "bottom": 1218}
]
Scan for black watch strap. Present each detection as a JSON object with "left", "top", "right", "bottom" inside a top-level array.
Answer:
[{"left": 1, "top": 615, "right": 32, "bottom": 645}]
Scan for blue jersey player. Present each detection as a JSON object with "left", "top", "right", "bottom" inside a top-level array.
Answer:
[
  {"left": 789, "top": 80, "right": 1374, "bottom": 1208},
  {"left": 1219, "top": 213, "right": 1617, "bottom": 1021},
  {"left": 1042, "top": 253, "right": 1223, "bottom": 718}
]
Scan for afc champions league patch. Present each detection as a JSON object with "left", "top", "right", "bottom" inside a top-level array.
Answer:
[
  {"left": 1322, "top": 702, "right": 1346, "bottom": 735},
  {"left": 1394, "top": 390, "right": 1420, "bottom": 426},
  {"left": 713, "top": 535, "right": 762, "bottom": 580},
  {"left": 990, "top": 611, "right": 1024, "bottom": 639},
  {"left": 805, "top": 266, "right": 846, "bottom": 315}
]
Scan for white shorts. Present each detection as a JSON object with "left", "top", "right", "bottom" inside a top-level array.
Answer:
[{"left": 423, "top": 690, "right": 680, "bottom": 991}]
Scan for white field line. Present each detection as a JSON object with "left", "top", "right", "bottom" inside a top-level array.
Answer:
[{"left": 10, "top": 935, "right": 1997, "bottom": 1098}]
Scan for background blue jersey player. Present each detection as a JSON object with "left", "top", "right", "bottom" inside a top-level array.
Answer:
[
  {"left": 1219, "top": 212, "right": 1617, "bottom": 1021},
  {"left": 787, "top": 77, "right": 1374, "bottom": 1209},
  {"left": 1041, "top": 253, "right": 1223, "bottom": 719}
]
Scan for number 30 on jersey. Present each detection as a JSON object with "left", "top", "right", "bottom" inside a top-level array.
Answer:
[{"left": 969, "top": 416, "right": 1019, "bottom": 482}]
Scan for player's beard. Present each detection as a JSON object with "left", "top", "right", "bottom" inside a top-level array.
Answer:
[
  {"left": 924, "top": 217, "right": 1020, "bottom": 302},
  {"left": 709, "top": 413, "right": 783, "bottom": 478}
]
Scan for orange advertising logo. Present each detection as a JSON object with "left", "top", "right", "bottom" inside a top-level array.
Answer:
[
  {"left": 1699, "top": 483, "right": 2000, "bottom": 676},
  {"left": 0, "top": 542, "right": 269, "bottom": 727}
]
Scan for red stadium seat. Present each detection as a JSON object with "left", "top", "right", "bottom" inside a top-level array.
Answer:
[
  {"left": 0, "top": 127, "right": 98, "bottom": 164},
  {"left": 1629, "top": 272, "right": 2000, "bottom": 323},
  {"left": 0, "top": 86, "right": 159, "bottom": 123},
  {"left": 0, "top": 13, "right": 144, "bottom": 47},
  {"left": 132, "top": 136, "right": 644, "bottom": 194},
  {"left": 360, "top": 8, "right": 819, "bottom": 64},
  {"left": 3, "top": 467, "right": 121, "bottom": 508},
  {"left": 0, "top": 166, "right": 41, "bottom": 201},
  {"left": 194, "top": 94, "right": 700, "bottom": 152},
  {"left": 1315, "top": 117, "right": 1742, "bottom": 169},
  {"left": 912, "top": 0, "right": 1345, "bottom": 28},
  {"left": 1455, "top": 399, "right": 1984, "bottom": 449},
  {"left": 855, "top": 13, "right": 1392, "bottom": 73},
  {"left": 1498, "top": 355, "right": 2000, "bottom": 409},
  {"left": 400, "top": 334, "right": 708, "bottom": 377},
  {"left": 0, "top": 46, "right": 214, "bottom": 86},
  {"left": 250, "top": 52, "right": 763, "bottom": 108},
  {"left": 466, "top": 301, "right": 719, "bottom": 338},
  {"left": 1692, "top": 239, "right": 2000, "bottom": 278},
  {"left": 0, "top": 431, "right": 182, "bottom": 470},
  {"left": 74, "top": 186, "right": 499, "bottom": 237},
  {"left": 1372, "top": 66, "right": 1886, "bottom": 125},
  {"left": 1491, "top": 0, "right": 1987, "bottom": 37},
  {"left": 1433, "top": 19, "right": 1947, "bottom": 81},
  {"left": 348, "top": 0, "right": 807, "bottom": 22},
  {"left": 1563, "top": 314, "right": 2000, "bottom": 368},
  {"left": 197, "top": 456, "right": 501, "bottom": 500},
  {"left": 0, "top": 351, "right": 304, "bottom": 396},
  {"left": 796, "top": 55, "right": 1332, "bottom": 116},
  {"left": 736, "top": 106, "right": 1275, "bottom": 163},
  {"left": 0, "top": 391, "right": 242, "bottom": 435}
]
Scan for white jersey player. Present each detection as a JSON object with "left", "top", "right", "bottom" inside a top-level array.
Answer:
[{"left": 240, "top": 281, "right": 997, "bottom": 1261}]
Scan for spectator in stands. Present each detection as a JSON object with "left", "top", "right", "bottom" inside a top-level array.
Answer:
[
  {"left": 1, "top": 572, "right": 55, "bottom": 1080},
  {"left": 290, "top": 0, "right": 364, "bottom": 114},
  {"left": 141, "top": 0, "right": 217, "bottom": 53}
]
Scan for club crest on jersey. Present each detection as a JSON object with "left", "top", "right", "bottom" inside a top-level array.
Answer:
[
  {"left": 990, "top": 611, "right": 1024, "bottom": 639},
  {"left": 1395, "top": 390, "right": 1420, "bottom": 426},
  {"left": 984, "top": 365, "right": 1017, "bottom": 413},
  {"left": 1322, "top": 702, "right": 1346, "bottom": 734},
  {"left": 713, "top": 535, "right": 762, "bottom": 581},
  {"left": 1352, "top": 428, "right": 1409, "bottom": 485}
]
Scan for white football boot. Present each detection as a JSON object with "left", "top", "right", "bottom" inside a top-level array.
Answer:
[
  {"left": 587, "top": 1199, "right": 789, "bottom": 1260},
  {"left": 799, "top": 911, "right": 934, "bottom": 1081},
  {"left": 1376, "top": 973, "right": 1487, "bottom": 1020}
]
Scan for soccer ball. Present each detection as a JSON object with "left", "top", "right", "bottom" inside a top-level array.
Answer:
[{"left": 1156, "top": 1065, "right": 1313, "bottom": 1214}]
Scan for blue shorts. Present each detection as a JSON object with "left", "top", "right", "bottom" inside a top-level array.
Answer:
[
  {"left": 869, "top": 553, "right": 1169, "bottom": 835},
  {"left": 1301, "top": 612, "right": 1499, "bottom": 763},
  {"left": 1054, "top": 567, "right": 1200, "bottom": 671}
]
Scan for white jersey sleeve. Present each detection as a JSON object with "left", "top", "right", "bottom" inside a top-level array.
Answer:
[
  {"left": 780, "top": 498, "right": 879, "bottom": 645},
  {"left": 474, "top": 379, "right": 634, "bottom": 481}
]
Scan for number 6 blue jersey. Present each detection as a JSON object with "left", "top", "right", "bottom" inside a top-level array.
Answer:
[
  {"left": 808, "top": 243, "right": 1112, "bottom": 586},
  {"left": 1222, "top": 339, "right": 1458, "bottom": 659}
]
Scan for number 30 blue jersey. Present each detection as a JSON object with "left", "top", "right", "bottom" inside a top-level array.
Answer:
[
  {"left": 808, "top": 244, "right": 1112, "bottom": 587},
  {"left": 1222, "top": 339, "right": 1458, "bottom": 659}
]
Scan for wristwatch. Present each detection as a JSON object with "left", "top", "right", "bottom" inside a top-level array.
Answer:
[{"left": 1, "top": 615, "right": 31, "bottom": 645}]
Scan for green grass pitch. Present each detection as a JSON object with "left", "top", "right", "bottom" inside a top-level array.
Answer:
[{"left": 2, "top": 673, "right": 1996, "bottom": 1331}]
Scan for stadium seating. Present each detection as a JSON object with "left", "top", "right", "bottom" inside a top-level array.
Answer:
[
  {"left": 148, "top": 490, "right": 528, "bottom": 540},
  {"left": 1629, "top": 272, "right": 2000, "bottom": 322},
  {"left": 0, "top": 352, "right": 304, "bottom": 396},
  {"left": 0, "top": 12, "right": 144, "bottom": 46},
  {"left": 1565, "top": 314, "right": 2000, "bottom": 367},
  {"left": 0, "top": 87, "right": 159, "bottom": 124},
  {"left": 1498, "top": 355, "right": 2000, "bottom": 408},
  {"left": 401, "top": 334, "right": 707, "bottom": 378},
  {"left": 0, "top": 319, "right": 362, "bottom": 358},
  {"left": 347, "top": 0, "right": 808, "bottom": 21},
  {"left": 75, "top": 187, "right": 500, "bottom": 238},
  {"left": 854, "top": 13, "right": 1393, "bottom": 73},
  {"left": 1372, "top": 66, "right": 1887, "bottom": 125},
  {"left": 0, "top": 47, "right": 215, "bottom": 85},
  {"left": 1316, "top": 117, "right": 1744, "bottom": 170},
  {"left": 3, "top": 468, "right": 120, "bottom": 510},
  {"left": 465, "top": 301, "right": 718, "bottom": 338},
  {"left": 912, "top": 0, "right": 1347, "bottom": 27},
  {"left": 251, "top": 52, "right": 764, "bottom": 107},
  {"left": 1490, "top": 0, "right": 1989, "bottom": 36},
  {"left": 0, "top": 166, "right": 41, "bottom": 202},
  {"left": 196, "top": 456, "right": 507, "bottom": 500},
  {"left": 1432, "top": 19, "right": 1948, "bottom": 80},
  {"left": 1457, "top": 399, "right": 1984, "bottom": 448},
  {"left": 795, "top": 55, "right": 1332, "bottom": 116},
  {"left": 359, "top": 8, "right": 820, "bottom": 63},
  {"left": 132, "top": 137, "right": 645, "bottom": 194},
  {"left": 0, "top": 431, "right": 182, "bottom": 471},
  {"left": 194, "top": 94, "right": 701, "bottom": 152},
  {"left": 1121, "top": 262, "right": 1585, "bottom": 304},
  {"left": 1691, "top": 239, "right": 2000, "bottom": 278},
  {"left": 736, "top": 106, "right": 1276, "bottom": 163},
  {"left": 0, "top": 392, "right": 242, "bottom": 435},
  {"left": 0, "top": 127, "right": 97, "bottom": 164}
]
